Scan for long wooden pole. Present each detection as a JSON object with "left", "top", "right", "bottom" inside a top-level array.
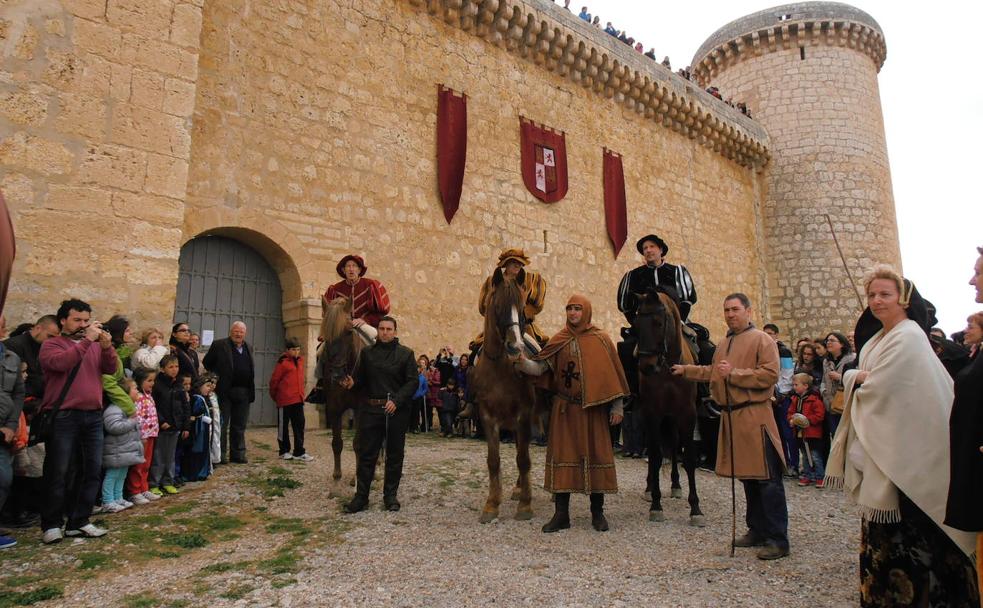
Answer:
[{"left": 824, "top": 214, "right": 865, "bottom": 312}]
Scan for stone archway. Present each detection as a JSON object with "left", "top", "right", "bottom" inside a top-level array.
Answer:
[{"left": 177, "top": 215, "right": 324, "bottom": 426}]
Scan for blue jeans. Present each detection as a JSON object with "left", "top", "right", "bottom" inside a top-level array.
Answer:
[
  {"left": 774, "top": 396, "right": 799, "bottom": 472},
  {"left": 101, "top": 467, "right": 127, "bottom": 504},
  {"left": 41, "top": 409, "right": 104, "bottom": 531},
  {"left": 742, "top": 441, "right": 790, "bottom": 550},
  {"left": 798, "top": 438, "right": 825, "bottom": 481}
]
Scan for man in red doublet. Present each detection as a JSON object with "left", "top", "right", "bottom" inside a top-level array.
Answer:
[{"left": 322, "top": 255, "right": 391, "bottom": 329}]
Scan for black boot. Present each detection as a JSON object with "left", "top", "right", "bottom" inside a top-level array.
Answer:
[
  {"left": 590, "top": 493, "right": 608, "bottom": 531},
  {"left": 343, "top": 494, "right": 368, "bottom": 514},
  {"left": 542, "top": 493, "right": 570, "bottom": 533}
]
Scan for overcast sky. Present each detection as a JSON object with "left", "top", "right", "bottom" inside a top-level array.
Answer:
[{"left": 589, "top": 1, "right": 982, "bottom": 335}]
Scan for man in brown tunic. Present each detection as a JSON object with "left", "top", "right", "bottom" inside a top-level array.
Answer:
[
  {"left": 517, "top": 295, "right": 629, "bottom": 532},
  {"left": 671, "top": 292, "right": 790, "bottom": 560}
]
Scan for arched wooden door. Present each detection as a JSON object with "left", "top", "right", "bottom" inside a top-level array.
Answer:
[{"left": 174, "top": 235, "right": 284, "bottom": 426}]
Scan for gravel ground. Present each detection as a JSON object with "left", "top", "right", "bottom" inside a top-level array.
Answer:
[{"left": 11, "top": 426, "right": 861, "bottom": 607}]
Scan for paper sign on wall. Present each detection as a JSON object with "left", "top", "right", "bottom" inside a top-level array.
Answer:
[{"left": 202, "top": 330, "right": 214, "bottom": 346}]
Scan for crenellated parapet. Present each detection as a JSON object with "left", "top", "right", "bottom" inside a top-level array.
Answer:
[
  {"left": 691, "top": 2, "right": 886, "bottom": 87},
  {"left": 404, "top": 0, "right": 771, "bottom": 169}
]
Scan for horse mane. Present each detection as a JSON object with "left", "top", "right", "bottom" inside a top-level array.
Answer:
[
  {"left": 481, "top": 270, "right": 523, "bottom": 360},
  {"left": 657, "top": 291, "right": 694, "bottom": 366},
  {"left": 320, "top": 297, "right": 353, "bottom": 344}
]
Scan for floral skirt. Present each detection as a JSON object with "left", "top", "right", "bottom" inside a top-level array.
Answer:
[{"left": 860, "top": 494, "right": 979, "bottom": 608}]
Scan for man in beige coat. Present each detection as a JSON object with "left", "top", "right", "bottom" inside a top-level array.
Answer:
[{"left": 672, "top": 292, "right": 789, "bottom": 560}]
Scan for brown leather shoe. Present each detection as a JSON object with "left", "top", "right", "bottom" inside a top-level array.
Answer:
[
  {"left": 733, "top": 532, "right": 766, "bottom": 547},
  {"left": 756, "top": 545, "right": 790, "bottom": 560}
]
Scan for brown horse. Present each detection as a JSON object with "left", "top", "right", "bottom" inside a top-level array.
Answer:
[
  {"left": 317, "top": 297, "right": 374, "bottom": 491},
  {"left": 633, "top": 290, "right": 705, "bottom": 526},
  {"left": 470, "top": 268, "right": 536, "bottom": 523}
]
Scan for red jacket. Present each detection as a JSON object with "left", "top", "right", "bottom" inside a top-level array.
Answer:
[
  {"left": 787, "top": 390, "right": 825, "bottom": 440},
  {"left": 269, "top": 355, "right": 306, "bottom": 407}
]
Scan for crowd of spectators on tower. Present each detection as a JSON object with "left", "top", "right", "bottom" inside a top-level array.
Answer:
[{"left": 557, "top": 3, "right": 753, "bottom": 118}]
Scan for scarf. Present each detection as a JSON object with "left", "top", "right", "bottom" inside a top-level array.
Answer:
[{"left": 825, "top": 319, "right": 976, "bottom": 558}]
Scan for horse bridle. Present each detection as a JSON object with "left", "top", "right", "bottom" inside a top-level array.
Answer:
[{"left": 636, "top": 304, "right": 672, "bottom": 375}]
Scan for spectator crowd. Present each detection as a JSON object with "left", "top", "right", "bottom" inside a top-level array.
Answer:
[
  {"left": 0, "top": 300, "right": 314, "bottom": 548},
  {"left": 557, "top": 2, "right": 753, "bottom": 118}
]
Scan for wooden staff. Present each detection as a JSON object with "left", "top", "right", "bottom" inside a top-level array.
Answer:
[{"left": 824, "top": 214, "right": 865, "bottom": 312}]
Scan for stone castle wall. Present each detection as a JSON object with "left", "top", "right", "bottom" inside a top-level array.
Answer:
[
  {"left": 691, "top": 4, "right": 901, "bottom": 342},
  {"left": 0, "top": 0, "right": 204, "bottom": 329},
  {"left": 701, "top": 43, "right": 900, "bottom": 340},
  {"left": 5, "top": 0, "right": 902, "bottom": 360},
  {"left": 182, "top": 0, "right": 772, "bottom": 351}
]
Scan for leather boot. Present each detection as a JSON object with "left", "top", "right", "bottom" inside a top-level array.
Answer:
[
  {"left": 343, "top": 494, "right": 368, "bottom": 514},
  {"left": 542, "top": 493, "right": 570, "bottom": 533},
  {"left": 590, "top": 493, "right": 609, "bottom": 531}
]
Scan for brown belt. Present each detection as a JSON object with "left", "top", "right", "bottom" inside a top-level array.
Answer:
[
  {"left": 367, "top": 398, "right": 389, "bottom": 406},
  {"left": 722, "top": 401, "right": 767, "bottom": 412}
]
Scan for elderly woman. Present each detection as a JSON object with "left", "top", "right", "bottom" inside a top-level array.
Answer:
[
  {"left": 826, "top": 265, "right": 978, "bottom": 607},
  {"left": 945, "top": 247, "right": 983, "bottom": 606},
  {"left": 819, "top": 331, "right": 856, "bottom": 438}
]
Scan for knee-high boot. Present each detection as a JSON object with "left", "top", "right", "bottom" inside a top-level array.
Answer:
[
  {"left": 542, "top": 492, "right": 570, "bottom": 533},
  {"left": 590, "top": 493, "right": 609, "bottom": 531}
]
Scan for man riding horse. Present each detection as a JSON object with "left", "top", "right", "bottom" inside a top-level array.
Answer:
[
  {"left": 323, "top": 254, "right": 390, "bottom": 329},
  {"left": 617, "top": 234, "right": 697, "bottom": 324},
  {"left": 473, "top": 248, "right": 548, "bottom": 352}
]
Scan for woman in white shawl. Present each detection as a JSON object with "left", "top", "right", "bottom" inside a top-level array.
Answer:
[{"left": 826, "top": 266, "right": 979, "bottom": 607}]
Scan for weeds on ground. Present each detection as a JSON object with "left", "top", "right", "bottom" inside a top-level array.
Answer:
[
  {"left": 0, "top": 585, "right": 63, "bottom": 607},
  {"left": 219, "top": 583, "right": 255, "bottom": 600}
]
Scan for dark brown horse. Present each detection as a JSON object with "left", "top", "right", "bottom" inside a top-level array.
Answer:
[
  {"left": 317, "top": 297, "right": 374, "bottom": 494},
  {"left": 470, "top": 268, "right": 536, "bottom": 523},
  {"left": 633, "top": 290, "right": 705, "bottom": 526}
]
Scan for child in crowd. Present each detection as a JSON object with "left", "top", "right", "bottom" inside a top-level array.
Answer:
[
  {"left": 438, "top": 377, "right": 461, "bottom": 437},
  {"left": 150, "top": 355, "right": 189, "bottom": 496},
  {"left": 269, "top": 339, "right": 312, "bottom": 461},
  {"left": 787, "top": 372, "right": 826, "bottom": 487},
  {"left": 181, "top": 375, "right": 215, "bottom": 481},
  {"left": 173, "top": 374, "right": 193, "bottom": 484},
  {"left": 126, "top": 367, "right": 160, "bottom": 505},
  {"left": 100, "top": 379, "right": 145, "bottom": 512}
]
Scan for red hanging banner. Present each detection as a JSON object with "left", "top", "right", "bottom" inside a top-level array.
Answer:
[
  {"left": 520, "top": 117, "right": 568, "bottom": 204},
  {"left": 0, "top": 191, "right": 15, "bottom": 314},
  {"left": 437, "top": 85, "right": 467, "bottom": 224},
  {"left": 603, "top": 148, "right": 628, "bottom": 258}
]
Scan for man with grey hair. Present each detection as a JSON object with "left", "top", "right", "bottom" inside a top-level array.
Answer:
[{"left": 203, "top": 321, "right": 255, "bottom": 464}]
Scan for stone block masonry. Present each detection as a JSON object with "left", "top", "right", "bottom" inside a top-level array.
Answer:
[{"left": 0, "top": 0, "right": 204, "bottom": 330}]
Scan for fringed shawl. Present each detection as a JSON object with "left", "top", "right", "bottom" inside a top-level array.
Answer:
[{"left": 826, "top": 319, "right": 977, "bottom": 559}]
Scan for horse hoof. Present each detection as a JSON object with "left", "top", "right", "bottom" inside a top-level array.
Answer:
[
  {"left": 671, "top": 488, "right": 683, "bottom": 499},
  {"left": 643, "top": 491, "right": 652, "bottom": 502},
  {"left": 348, "top": 478, "right": 356, "bottom": 487},
  {"left": 689, "top": 514, "right": 706, "bottom": 528},
  {"left": 510, "top": 488, "right": 521, "bottom": 501},
  {"left": 514, "top": 509, "right": 533, "bottom": 521},
  {"left": 648, "top": 510, "right": 665, "bottom": 522},
  {"left": 332, "top": 472, "right": 342, "bottom": 481},
  {"left": 479, "top": 511, "right": 499, "bottom": 524}
]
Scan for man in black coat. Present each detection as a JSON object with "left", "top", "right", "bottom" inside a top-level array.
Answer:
[
  {"left": 339, "top": 316, "right": 418, "bottom": 513},
  {"left": 3, "top": 315, "right": 58, "bottom": 408},
  {"left": 616, "top": 234, "right": 698, "bottom": 324},
  {"left": 203, "top": 321, "right": 255, "bottom": 464}
]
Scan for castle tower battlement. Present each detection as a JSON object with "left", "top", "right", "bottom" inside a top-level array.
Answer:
[
  {"left": 692, "top": 2, "right": 886, "bottom": 86},
  {"left": 692, "top": 2, "right": 902, "bottom": 340},
  {"left": 406, "top": 0, "right": 771, "bottom": 168}
]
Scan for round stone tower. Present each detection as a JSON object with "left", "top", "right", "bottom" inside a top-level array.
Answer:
[{"left": 692, "top": 2, "right": 901, "bottom": 340}]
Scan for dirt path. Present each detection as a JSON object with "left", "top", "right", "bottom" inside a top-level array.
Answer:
[{"left": 0, "top": 427, "right": 860, "bottom": 607}]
